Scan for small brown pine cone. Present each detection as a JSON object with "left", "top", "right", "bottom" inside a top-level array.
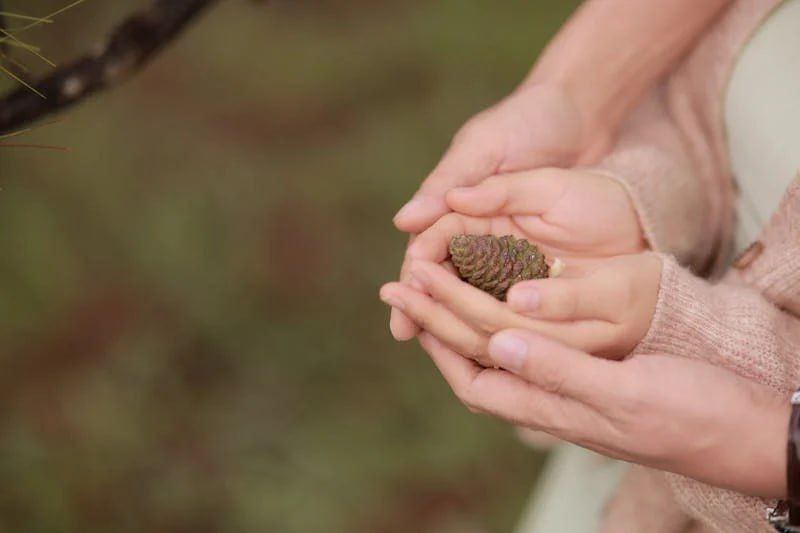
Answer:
[{"left": 449, "top": 234, "right": 549, "bottom": 301}]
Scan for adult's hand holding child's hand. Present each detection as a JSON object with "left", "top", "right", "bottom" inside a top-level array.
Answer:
[
  {"left": 388, "top": 168, "right": 647, "bottom": 341},
  {"left": 389, "top": 82, "right": 617, "bottom": 341},
  {"left": 415, "top": 330, "right": 787, "bottom": 499},
  {"left": 393, "top": 84, "right": 613, "bottom": 233},
  {"left": 381, "top": 252, "right": 660, "bottom": 365}
]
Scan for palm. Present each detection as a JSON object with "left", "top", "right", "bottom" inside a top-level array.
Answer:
[
  {"left": 425, "top": 169, "right": 645, "bottom": 275},
  {"left": 510, "top": 172, "right": 644, "bottom": 259},
  {"left": 390, "top": 85, "right": 616, "bottom": 341}
]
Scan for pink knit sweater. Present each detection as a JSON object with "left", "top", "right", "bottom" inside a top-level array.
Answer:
[{"left": 587, "top": 0, "right": 800, "bottom": 531}]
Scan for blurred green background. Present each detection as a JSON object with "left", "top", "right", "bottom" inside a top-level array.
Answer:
[{"left": 0, "top": 1, "right": 579, "bottom": 531}]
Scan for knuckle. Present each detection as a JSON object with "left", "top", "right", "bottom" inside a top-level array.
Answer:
[
  {"left": 548, "top": 287, "right": 577, "bottom": 319},
  {"left": 537, "top": 364, "right": 566, "bottom": 395},
  {"left": 474, "top": 318, "right": 499, "bottom": 336},
  {"left": 462, "top": 334, "right": 488, "bottom": 362},
  {"left": 408, "top": 303, "right": 433, "bottom": 331}
]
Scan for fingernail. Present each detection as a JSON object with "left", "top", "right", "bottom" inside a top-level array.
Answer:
[
  {"left": 489, "top": 332, "right": 528, "bottom": 372},
  {"left": 393, "top": 196, "right": 426, "bottom": 223},
  {"left": 508, "top": 286, "right": 540, "bottom": 312}
]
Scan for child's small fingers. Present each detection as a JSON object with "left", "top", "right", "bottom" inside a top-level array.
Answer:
[
  {"left": 380, "top": 282, "right": 490, "bottom": 363},
  {"left": 410, "top": 260, "right": 515, "bottom": 334},
  {"left": 398, "top": 259, "right": 628, "bottom": 358},
  {"left": 445, "top": 169, "right": 568, "bottom": 217},
  {"left": 506, "top": 277, "right": 622, "bottom": 323},
  {"left": 406, "top": 213, "right": 493, "bottom": 264},
  {"left": 407, "top": 262, "right": 623, "bottom": 356}
]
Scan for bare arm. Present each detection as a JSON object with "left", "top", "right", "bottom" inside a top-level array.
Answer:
[{"left": 526, "top": 0, "right": 732, "bottom": 158}]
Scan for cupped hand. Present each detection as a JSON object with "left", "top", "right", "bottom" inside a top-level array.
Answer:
[
  {"left": 393, "top": 83, "right": 613, "bottom": 234},
  {"left": 388, "top": 81, "right": 616, "bottom": 343},
  {"left": 381, "top": 252, "right": 659, "bottom": 364},
  {"left": 388, "top": 169, "right": 646, "bottom": 341},
  {"left": 416, "top": 329, "right": 787, "bottom": 499}
]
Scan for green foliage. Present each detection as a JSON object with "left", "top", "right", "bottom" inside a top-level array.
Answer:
[{"left": 0, "top": 1, "right": 578, "bottom": 531}]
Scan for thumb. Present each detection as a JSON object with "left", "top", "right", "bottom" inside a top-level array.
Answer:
[
  {"left": 488, "top": 329, "right": 624, "bottom": 406},
  {"left": 393, "top": 120, "right": 504, "bottom": 233}
]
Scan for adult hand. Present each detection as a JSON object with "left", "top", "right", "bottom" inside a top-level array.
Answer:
[
  {"left": 389, "top": 82, "right": 616, "bottom": 341},
  {"left": 419, "top": 329, "right": 787, "bottom": 499},
  {"left": 381, "top": 252, "right": 659, "bottom": 364},
  {"left": 393, "top": 84, "right": 612, "bottom": 232},
  {"left": 387, "top": 170, "right": 647, "bottom": 342}
]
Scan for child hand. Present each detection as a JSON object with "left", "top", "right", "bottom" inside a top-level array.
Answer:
[
  {"left": 389, "top": 168, "right": 646, "bottom": 341},
  {"left": 381, "top": 252, "right": 661, "bottom": 364}
]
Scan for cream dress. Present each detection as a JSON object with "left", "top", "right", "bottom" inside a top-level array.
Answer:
[{"left": 515, "top": 1, "right": 800, "bottom": 531}]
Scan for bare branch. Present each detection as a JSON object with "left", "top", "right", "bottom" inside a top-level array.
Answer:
[{"left": 0, "top": 0, "right": 219, "bottom": 134}]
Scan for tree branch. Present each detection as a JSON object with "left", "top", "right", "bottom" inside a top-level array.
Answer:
[{"left": 0, "top": 0, "right": 219, "bottom": 134}]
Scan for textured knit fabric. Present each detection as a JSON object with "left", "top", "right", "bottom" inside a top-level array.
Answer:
[
  {"left": 590, "top": 0, "right": 794, "bottom": 531},
  {"left": 642, "top": 181, "right": 800, "bottom": 533}
]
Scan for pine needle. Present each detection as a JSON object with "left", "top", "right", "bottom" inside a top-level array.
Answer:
[
  {"left": 0, "top": 50, "right": 30, "bottom": 73},
  {"left": 0, "top": 62, "right": 45, "bottom": 98},
  {"left": 2, "top": 39, "right": 42, "bottom": 53},
  {"left": 0, "top": 29, "right": 55, "bottom": 66},
  {"left": 10, "top": 0, "right": 89, "bottom": 33},
  {"left": 0, "top": 125, "right": 33, "bottom": 140},
  {"left": 0, "top": 12, "right": 54, "bottom": 24}
]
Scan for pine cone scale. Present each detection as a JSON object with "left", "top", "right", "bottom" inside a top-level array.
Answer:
[{"left": 448, "top": 234, "right": 550, "bottom": 301}]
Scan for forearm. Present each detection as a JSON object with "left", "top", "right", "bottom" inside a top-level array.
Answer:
[{"left": 525, "top": 0, "right": 731, "bottom": 147}]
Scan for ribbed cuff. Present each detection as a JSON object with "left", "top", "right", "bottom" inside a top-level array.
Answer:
[
  {"left": 633, "top": 255, "right": 711, "bottom": 358},
  {"left": 592, "top": 156, "right": 711, "bottom": 271},
  {"left": 634, "top": 255, "right": 800, "bottom": 392}
]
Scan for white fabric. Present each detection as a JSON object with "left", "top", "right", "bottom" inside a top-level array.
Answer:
[
  {"left": 514, "top": 446, "right": 626, "bottom": 533},
  {"left": 726, "top": 0, "right": 800, "bottom": 252}
]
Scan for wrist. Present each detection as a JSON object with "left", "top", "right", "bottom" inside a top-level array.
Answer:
[
  {"left": 513, "top": 79, "right": 614, "bottom": 166},
  {"left": 743, "top": 390, "right": 789, "bottom": 499},
  {"left": 712, "top": 388, "right": 788, "bottom": 499}
]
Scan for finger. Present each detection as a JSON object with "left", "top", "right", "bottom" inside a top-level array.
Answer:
[
  {"left": 420, "top": 333, "right": 596, "bottom": 435},
  {"left": 391, "top": 215, "right": 497, "bottom": 341},
  {"left": 393, "top": 123, "right": 504, "bottom": 233},
  {"left": 405, "top": 212, "right": 494, "bottom": 264},
  {"left": 408, "top": 260, "right": 616, "bottom": 354},
  {"left": 506, "top": 276, "right": 622, "bottom": 322},
  {"left": 389, "top": 235, "right": 422, "bottom": 341},
  {"left": 380, "top": 282, "right": 491, "bottom": 364},
  {"left": 445, "top": 168, "right": 570, "bottom": 217},
  {"left": 410, "top": 259, "right": 528, "bottom": 333},
  {"left": 417, "top": 332, "right": 482, "bottom": 402},
  {"left": 488, "top": 329, "right": 626, "bottom": 407}
]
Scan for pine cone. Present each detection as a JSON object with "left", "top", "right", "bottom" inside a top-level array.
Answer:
[{"left": 449, "top": 234, "right": 549, "bottom": 301}]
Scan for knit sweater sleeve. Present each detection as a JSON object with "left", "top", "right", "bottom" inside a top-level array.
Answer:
[
  {"left": 590, "top": 89, "right": 727, "bottom": 274},
  {"left": 629, "top": 255, "right": 800, "bottom": 532},
  {"left": 638, "top": 255, "right": 800, "bottom": 391}
]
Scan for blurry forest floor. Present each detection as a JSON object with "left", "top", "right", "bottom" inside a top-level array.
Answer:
[{"left": 0, "top": 1, "right": 578, "bottom": 532}]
